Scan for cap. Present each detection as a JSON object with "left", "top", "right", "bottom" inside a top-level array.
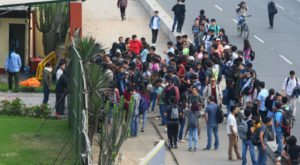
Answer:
[{"left": 224, "top": 45, "right": 231, "bottom": 50}]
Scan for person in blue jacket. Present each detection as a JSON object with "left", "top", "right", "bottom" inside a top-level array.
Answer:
[
  {"left": 5, "top": 45, "right": 22, "bottom": 92},
  {"left": 149, "top": 11, "right": 161, "bottom": 46}
]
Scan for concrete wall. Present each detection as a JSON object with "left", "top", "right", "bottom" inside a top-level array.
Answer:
[{"left": 0, "top": 18, "right": 28, "bottom": 69}]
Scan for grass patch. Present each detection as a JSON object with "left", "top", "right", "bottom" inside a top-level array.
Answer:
[
  {"left": 0, "top": 115, "right": 76, "bottom": 165},
  {"left": 0, "top": 83, "right": 56, "bottom": 93}
]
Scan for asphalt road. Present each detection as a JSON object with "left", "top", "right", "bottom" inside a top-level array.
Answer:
[{"left": 156, "top": 0, "right": 300, "bottom": 138}]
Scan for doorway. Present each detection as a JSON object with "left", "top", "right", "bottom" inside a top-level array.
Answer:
[{"left": 9, "top": 24, "right": 26, "bottom": 70}]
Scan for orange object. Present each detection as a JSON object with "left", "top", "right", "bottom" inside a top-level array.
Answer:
[{"left": 19, "top": 78, "right": 41, "bottom": 87}]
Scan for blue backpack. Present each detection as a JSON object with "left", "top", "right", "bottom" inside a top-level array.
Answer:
[{"left": 139, "top": 95, "right": 149, "bottom": 114}]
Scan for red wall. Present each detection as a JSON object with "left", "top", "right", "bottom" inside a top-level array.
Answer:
[{"left": 69, "top": 2, "right": 82, "bottom": 38}]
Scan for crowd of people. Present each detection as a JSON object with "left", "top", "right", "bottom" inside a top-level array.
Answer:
[{"left": 96, "top": 0, "right": 299, "bottom": 164}]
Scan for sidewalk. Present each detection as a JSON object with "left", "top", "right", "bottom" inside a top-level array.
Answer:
[{"left": 0, "top": 92, "right": 55, "bottom": 108}]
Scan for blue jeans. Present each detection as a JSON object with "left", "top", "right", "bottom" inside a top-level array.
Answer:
[
  {"left": 242, "top": 140, "right": 257, "bottom": 165},
  {"left": 159, "top": 104, "right": 166, "bottom": 125},
  {"left": 276, "top": 131, "right": 283, "bottom": 153},
  {"left": 189, "top": 126, "right": 198, "bottom": 149},
  {"left": 194, "top": 38, "right": 199, "bottom": 50},
  {"left": 257, "top": 144, "right": 267, "bottom": 165},
  {"left": 142, "top": 110, "right": 147, "bottom": 127},
  {"left": 149, "top": 92, "right": 157, "bottom": 112},
  {"left": 206, "top": 124, "right": 219, "bottom": 149},
  {"left": 179, "top": 117, "right": 186, "bottom": 140},
  {"left": 238, "top": 15, "right": 244, "bottom": 25},
  {"left": 227, "top": 100, "right": 235, "bottom": 117},
  {"left": 172, "top": 16, "right": 178, "bottom": 32},
  {"left": 43, "top": 86, "right": 50, "bottom": 104},
  {"left": 131, "top": 114, "right": 139, "bottom": 136}
]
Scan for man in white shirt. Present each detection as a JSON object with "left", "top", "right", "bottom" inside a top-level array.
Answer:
[
  {"left": 149, "top": 11, "right": 161, "bottom": 45},
  {"left": 282, "top": 70, "right": 299, "bottom": 117},
  {"left": 227, "top": 106, "right": 241, "bottom": 161}
]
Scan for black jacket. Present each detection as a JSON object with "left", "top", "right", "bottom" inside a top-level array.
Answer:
[
  {"left": 56, "top": 74, "right": 68, "bottom": 94},
  {"left": 268, "top": 1, "right": 277, "bottom": 14},
  {"left": 172, "top": 3, "right": 186, "bottom": 18}
]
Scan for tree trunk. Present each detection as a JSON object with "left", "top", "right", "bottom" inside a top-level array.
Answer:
[{"left": 88, "top": 115, "right": 97, "bottom": 145}]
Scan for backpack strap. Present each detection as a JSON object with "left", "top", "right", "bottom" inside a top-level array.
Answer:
[{"left": 286, "top": 77, "right": 290, "bottom": 89}]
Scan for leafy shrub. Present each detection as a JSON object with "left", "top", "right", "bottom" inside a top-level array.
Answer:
[{"left": 27, "top": 104, "right": 51, "bottom": 118}]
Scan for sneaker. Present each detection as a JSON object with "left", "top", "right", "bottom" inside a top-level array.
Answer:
[
  {"left": 174, "top": 145, "right": 178, "bottom": 149},
  {"left": 188, "top": 147, "right": 192, "bottom": 151},
  {"left": 141, "top": 127, "right": 144, "bottom": 132},
  {"left": 202, "top": 148, "right": 210, "bottom": 151}
]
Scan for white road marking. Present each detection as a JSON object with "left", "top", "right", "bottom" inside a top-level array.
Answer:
[
  {"left": 254, "top": 35, "right": 265, "bottom": 43},
  {"left": 279, "top": 55, "right": 293, "bottom": 65},
  {"left": 232, "top": 18, "right": 238, "bottom": 23},
  {"left": 276, "top": 4, "right": 285, "bottom": 10},
  {"left": 214, "top": 4, "right": 223, "bottom": 11}
]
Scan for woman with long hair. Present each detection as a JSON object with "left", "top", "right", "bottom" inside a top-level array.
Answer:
[
  {"left": 243, "top": 39, "right": 252, "bottom": 65},
  {"left": 139, "top": 85, "right": 150, "bottom": 132}
]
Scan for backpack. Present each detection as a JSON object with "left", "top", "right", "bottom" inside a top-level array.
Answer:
[
  {"left": 265, "top": 96, "right": 275, "bottom": 111},
  {"left": 139, "top": 95, "right": 149, "bottom": 114},
  {"left": 212, "top": 68, "right": 219, "bottom": 82},
  {"left": 222, "top": 88, "right": 229, "bottom": 105},
  {"left": 280, "top": 108, "right": 293, "bottom": 134},
  {"left": 163, "top": 85, "right": 176, "bottom": 105},
  {"left": 216, "top": 106, "right": 224, "bottom": 124},
  {"left": 170, "top": 105, "right": 180, "bottom": 120},
  {"left": 188, "top": 111, "right": 198, "bottom": 127},
  {"left": 266, "top": 125, "right": 275, "bottom": 141},
  {"left": 238, "top": 118, "right": 250, "bottom": 140},
  {"left": 119, "top": 0, "right": 127, "bottom": 7},
  {"left": 250, "top": 50, "right": 255, "bottom": 61},
  {"left": 251, "top": 126, "right": 262, "bottom": 146},
  {"left": 285, "top": 77, "right": 299, "bottom": 89}
]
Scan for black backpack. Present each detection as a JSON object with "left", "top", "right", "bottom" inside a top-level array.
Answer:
[
  {"left": 251, "top": 125, "right": 262, "bottom": 146},
  {"left": 250, "top": 50, "right": 255, "bottom": 61},
  {"left": 163, "top": 85, "right": 176, "bottom": 105},
  {"left": 280, "top": 109, "right": 293, "bottom": 134},
  {"left": 216, "top": 106, "right": 224, "bottom": 124},
  {"left": 265, "top": 96, "right": 275, "bottom": 111}
]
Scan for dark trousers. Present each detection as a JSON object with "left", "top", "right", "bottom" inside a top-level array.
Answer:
[
  {"left": 172, "top": 16, "right": 178, "bottom": 32},
  {"left": 259, "top": 110, "right": 268, "bottom": 123},
  {"left": 177, "top": 17, "right": 185, "bottom": 33},
  {"left": 56, "top": 92, "right": 65, "bottom": 115},
  {"left": 167, "top": 124, "right": 179, "bottom": 147},
  {"left": 120, "top": 7, "right": 126, "bottom": 20},
  {"left": 8, "top": 72, "right": 19, "bottom": 91},
  {"left": 43, "top": 86, "right": 50, "bottom": 104},
  {"left": 269, "top": 13, "right": 275, "bottom": 27},
  {"left": 151, "top": 29, "right": 159, "bottom": 44}
]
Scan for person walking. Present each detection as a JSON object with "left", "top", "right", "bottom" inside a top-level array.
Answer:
[
  {"left": 240, "top": 109, "right": 257, "bottom": 165},
  {"left": 177, "top": 0, "right": 186, "bottom": 33},
  {"left": 171, "top": 0, "right": 181, "bottom": 32},
  {"left": 42, "top": 63, "right": 52, "bottom": 104},
  {"left": 257, "top": 81, "right": 269, "bottom": 123},
  {"left": 131, "top": 89, "right": 141, "bottom": 137},
  {"left": 4, "top": 45, "right": 22, "bottom": 92},
  {"left": 203, "top": 77, "right": 223, "bottom": 107},
  {"left": 274, "top": 102, "right": 284, "bottom": 156},
  {"left": 156, "top": 79, "right": 166, "bottom": 125},
  {"left": 55, "top": 62, "right": 67, "bottom": 115},
  {"left": 268, "top": 0, "right": 277, "bottom": 29},
  {"left": 282, "top": 70, "right": 299, "bottom": 118},
  {"left": 257, "top": 117, "right": 272, "bottom": 165},
  {"left": 149, "top": 11, "right": 161, "bottom": 46},
  {"left": 204, "top": 96, "right": 219, "bottom": 150},
  {"left": 117, "top": 0, "right": 128, "bottom": 21},
  {"left": 186, "top": 101, "right": 201, "bottom": 151},
  {"left": 165, "top": 96, "right": 182, "bottom": 149},
  {"left": 227, "top": 106, "right": 242, "bottom": 161}
]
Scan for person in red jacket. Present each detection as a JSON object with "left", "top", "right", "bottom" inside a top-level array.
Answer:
[
  {"left": 129, "top": 35, "right": 143, "bottom": 55},
  {"left": 117, "top": 0, "right": 128, "bottom": 21}
]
